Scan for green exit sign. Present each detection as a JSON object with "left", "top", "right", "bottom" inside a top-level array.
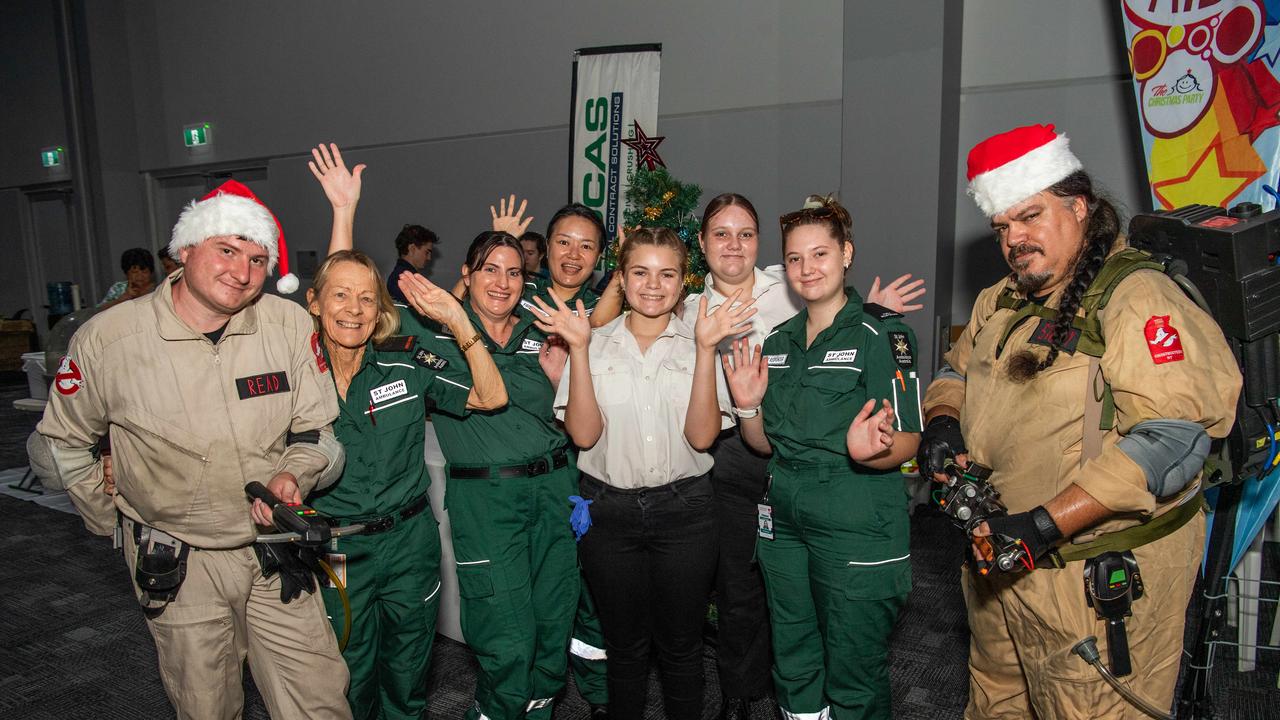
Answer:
[
  {"left": 183, "top": 123, "right": 212, "bottom": 147},
  {"left": 40, "top": 146, "right": 64, "bottom": 168}
]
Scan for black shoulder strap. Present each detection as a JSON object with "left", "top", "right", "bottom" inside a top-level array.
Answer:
[{"left": 373, "top": 335, "right": 417, "bottom": 352}]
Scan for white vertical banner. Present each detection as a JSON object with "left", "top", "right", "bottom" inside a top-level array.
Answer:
[{"left": 570, "top": 44, "right": 661, "bottom": 239}]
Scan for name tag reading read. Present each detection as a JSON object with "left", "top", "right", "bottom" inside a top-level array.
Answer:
[{"left": 236, "top": 371, "right": 290, "bottom": 400}]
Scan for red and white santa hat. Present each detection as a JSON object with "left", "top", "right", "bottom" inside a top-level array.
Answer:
[
  {"left": 966, "top": 124, "right": 1083, "bottom": 217},
  {"left": 168, "top": 179, "right": 299, "bottom": 294}
]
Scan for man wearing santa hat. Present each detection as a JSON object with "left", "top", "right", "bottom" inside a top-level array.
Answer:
[
  {"left": 37, "top": 180, "right": 351, "bottom": 719},
  {"left": 918, "top": 125, "right": 1240, "bottom": 717}
]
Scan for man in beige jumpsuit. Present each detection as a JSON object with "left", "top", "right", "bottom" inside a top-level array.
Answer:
[
  {"left": 919, "top": 125, "right": 1241, "bottom": 718},
  {"left": 37, "top": 180, "right": 351, "bottom": 719}
]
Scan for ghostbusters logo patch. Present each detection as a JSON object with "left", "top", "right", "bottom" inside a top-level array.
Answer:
[
  {"left": 311, "top": 332, "right": 328, "bottom": 374},
  {"left": 1145, "top": 316, "right": 1185, "bottom": 364},
  {"left": 888, "top": 332, "right": 915, "bottom": 369},
  {"left": 54, "top": 356, "right": 84, "bottom": 396},
  {"left": 414, "top": 348, "right": 449, "bottom": 371}
]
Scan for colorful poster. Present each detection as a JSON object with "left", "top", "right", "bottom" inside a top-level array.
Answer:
[
  {"left": 1122, "top": 1, "right": 1280, "bottom": 209},
  {"left": 569, "top": 45, "right": 661, "bottom": 238}
]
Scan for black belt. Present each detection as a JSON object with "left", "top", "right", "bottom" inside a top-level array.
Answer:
[
  {"left": 449, "top": 448, "right": 570, "bottom": 480},
  {"left": 345, "top": 492, "right": 431, "bottom": 536}
]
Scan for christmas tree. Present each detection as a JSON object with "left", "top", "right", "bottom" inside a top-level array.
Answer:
[{"left": 611, "top": 166, "right": 707, "bottom": 293}]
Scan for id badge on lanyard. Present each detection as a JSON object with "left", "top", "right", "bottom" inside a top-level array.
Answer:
[{"left": 757, "top": 504, "right": 774, "bottom": 540}]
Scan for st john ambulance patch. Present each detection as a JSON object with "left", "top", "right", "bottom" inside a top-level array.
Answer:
[{"left": 889, "top": 332, "right": 914, "bottom": 370}]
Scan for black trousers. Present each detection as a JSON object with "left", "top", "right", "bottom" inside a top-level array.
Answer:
[
  {"left": 577, "top": 473, "right": 719, "bottom": 720},
  {"left": 709, "top": 430, "right": 775, "bottom": 698}
]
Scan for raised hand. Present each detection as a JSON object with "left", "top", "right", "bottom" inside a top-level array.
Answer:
[
  {"left": 847, "top": 399, "right": 895, "bottom": 461},
  {"left": 867, "top": 274, "right": 927, "bottom": 313},
  {"left": 398, "top": 272, "right": 467, "bottom": 329},
  {"left": 308, "top": 143, "right": 366, "bottom": 211},
  {"left": 694, "top": 290, "right": 757, "bottom": 351},
  {"left": 539, "top": 335, "right": 570, "bottom": 385},
  {"left": 532, "top": 293, "right": 591, "bottom": 350},
  {"left": 721, "top": 337, "right": 768, "bottom": 410},
  {"left": 490, "top": 195, "right": 534, "bottom": 237}
]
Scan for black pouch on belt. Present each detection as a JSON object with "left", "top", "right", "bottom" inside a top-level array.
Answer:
[
  {"left": 134, "top": 525, "right": 191, "bottom": 618},
  {"left": 1083, "top": 550, "right": 1145, "bottom": 677}
]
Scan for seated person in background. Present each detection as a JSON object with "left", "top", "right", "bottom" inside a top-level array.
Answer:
[
  {"left": 388, "top": 223, "right": 438, "bottom": 304},
  {"left": 520, "top": 230, "right": 548, "bottom": 279},
  {"left": 97, "top": 247, "right": 156, "bottom": 309},
  {"left": 157, "top": 246, "right": 180, "bottom": 276}
]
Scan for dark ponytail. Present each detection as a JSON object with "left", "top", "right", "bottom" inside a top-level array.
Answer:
[{"left": 1007, "top": 171, "right": 1120, "bottom": 382}]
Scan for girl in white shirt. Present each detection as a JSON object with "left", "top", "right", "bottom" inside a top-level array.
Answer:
[{"left": 538, "top": 227, "right": 752, "bottom": 720}]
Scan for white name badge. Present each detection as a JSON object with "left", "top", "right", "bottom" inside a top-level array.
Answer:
[
  {"left": 824, "top": 349, "right": 858, "bottom": 363},
  {"left": 766, "top": 354, "right": 788, "bottom": 366},
  {"left": 521, "top": 338, "right": 544, "bottom": 352},
  {"left": 370, "top": 379, "right": 409, "bottom": 404}
]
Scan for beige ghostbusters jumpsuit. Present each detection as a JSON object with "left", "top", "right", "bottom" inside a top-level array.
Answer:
[
  {"left": 924, "top": 265, "right": 1240, "bottom": 719},
  {"left": 38, "top": 273, "right": 351, "bottom": 720}
]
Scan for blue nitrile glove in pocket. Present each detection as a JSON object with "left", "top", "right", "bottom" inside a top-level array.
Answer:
[{"left": 569, "top": 495, "right": 594, "bottom": 542}]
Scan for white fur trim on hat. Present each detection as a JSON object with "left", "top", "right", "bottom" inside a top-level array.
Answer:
[
  {"left": 967, "top": 135, "right": 1083, "bottom": 216},
  {"left": 276, "top": 273, "right": 299, "bottom": 294},
  {"left": 168, "top": 194, "right": 279, "bottom": 271}
]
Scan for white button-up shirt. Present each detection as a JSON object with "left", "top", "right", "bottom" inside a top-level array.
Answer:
[
  {"left": 682, "top": 265, "right": 803, "bottom": 354},
  {"left": 554, "top": 313, "right": 733, "bottom": 489}
]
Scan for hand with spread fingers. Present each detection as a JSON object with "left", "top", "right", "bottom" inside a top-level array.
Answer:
[
  {"left": 867, "top": 273, "right": 927, "bottom": 313},
  {"left": 490, "top": 194, "right": 534, "bottom": 237},
  {"left": 532, "top": 293, "right": 592, "bottom": 351},
  {"left": 538, "top": 336, "right": 570, "bottom": 386},
  {"left": 398, "top": 272, "right": 468, "bottom": 330},
  {"left": 722, "top": 337, "right": 768, "bottom": 411},
  {"left": 847, "top": 398, "right": 896, "bottom": 461},
  {"left": 307, "top": 142, "right": 365, "bottom": 211},
  {"left": 694, "top": 290, "right": 758, "bottom": 351}
]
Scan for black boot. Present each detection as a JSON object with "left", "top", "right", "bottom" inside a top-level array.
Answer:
[{"left": 589, "top": 703, "right": 610, "bottom": 719}]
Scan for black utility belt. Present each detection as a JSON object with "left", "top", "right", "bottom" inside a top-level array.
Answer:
[
  {"left": 340, "top": 492, "right": 431, "bottom": 536},
  {"left": 449, "top": 447, "right": 570, "bottom": 480}
]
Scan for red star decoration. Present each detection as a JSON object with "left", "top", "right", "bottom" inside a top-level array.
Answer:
[{"left": 621, "top": 121, "right": 666, "bottom": 171}]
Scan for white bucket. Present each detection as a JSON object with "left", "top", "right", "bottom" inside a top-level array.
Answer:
[{"left": 21, "top": 351, "right": 48, "bottom": 400}]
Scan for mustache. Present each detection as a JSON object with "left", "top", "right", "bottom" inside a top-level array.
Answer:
[{"left": 1007, "top": 244, "right": 1043, "bottom": 264}]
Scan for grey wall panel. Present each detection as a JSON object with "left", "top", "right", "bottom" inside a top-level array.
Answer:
[
  {"left": 1, "top": 0, "right": 71, "bottom": 189},
  {"left": 263, "top": 102, "right": 842, "bottom": 296},
  {"left": 124, "top": 0, "right": 842, "bottom": 171},
  {"left": 0, "top": 190, "right": 35, "bottom": 318}
]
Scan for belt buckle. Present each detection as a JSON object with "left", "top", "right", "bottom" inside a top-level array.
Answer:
[
  {"left": 364, "top": 516, "right": 394, "bottom": 534},
  {"left": 527, "top": 459, "right": 549, "bottom": 476}
]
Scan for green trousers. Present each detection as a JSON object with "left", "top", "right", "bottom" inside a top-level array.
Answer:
[
  {"left": 569, "top": 578, "right": 608, "bottom": 706},
  {"left": 320, "top": 509, "right": 441, "bottom": 720},
  {"left": 757, "top": 461, "right": 911, "bottom": 720},
  {"left": 447, "top": 462, "right": 581, "bottom": 720}
]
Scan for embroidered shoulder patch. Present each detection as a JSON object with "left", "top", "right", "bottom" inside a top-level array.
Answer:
[
  {"left": 54, "top": 356, "right": 84, "bottom": 396},
  {"left": 311, "top": 332, "right": 328, "bottom": 374},
  {"left": 414, "top": 348, "right": 449, "bottom": 371},
  {"left": 1145, "top": 315, "right": 1185, "bottom": 364},
  {"left": 888, "top": 331, "right": 915, "bottom": 369}
]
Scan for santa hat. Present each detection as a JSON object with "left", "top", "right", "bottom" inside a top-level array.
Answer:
[
  {"left": 966, "top": 124, "right": 1083, "bottom": 217},
  {"left": 168, "top": 179, "right": 299, "bottom": 294}
]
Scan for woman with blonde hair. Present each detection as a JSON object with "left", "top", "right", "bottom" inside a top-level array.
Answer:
[{"left": 306, "top": 146, "right": 507, "bottom": 719}]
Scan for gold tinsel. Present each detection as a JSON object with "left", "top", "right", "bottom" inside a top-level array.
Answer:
[{"left": 644, "top": 206, "right": 661, "bottom": 220}]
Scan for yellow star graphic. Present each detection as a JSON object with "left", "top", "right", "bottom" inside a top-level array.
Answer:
[{"left": 1151, "top": 141, "right": 1263, "bottom": 209}]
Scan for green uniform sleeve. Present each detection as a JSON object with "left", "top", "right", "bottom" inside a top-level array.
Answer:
[
  {"left": 414, "top": 336, "right": 472, "bottom": 418},
  {"left": 872, "top": 319, "right": 923, "bottom": 433}
]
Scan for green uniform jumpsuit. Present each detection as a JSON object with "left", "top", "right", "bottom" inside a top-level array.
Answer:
[
  {"left": 757, "top": 289, "right": 923, "bottom": 719},
  {"left": 311, "top": 310, "right": 472, "bottom": 720},
  {"left": 425, "top": 301, "right": 581, "bottom": 720},
  {"left": 522, "top": 278, "right": 609, "bottom": 707}
]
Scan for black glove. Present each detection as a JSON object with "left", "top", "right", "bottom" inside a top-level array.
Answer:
[
  {"left": 254, "top": 542, "right": 322, "bottom": 603},
  {"left": 984, "top": 506, "right": 1063, "bottom": 563},
  {"left": 917, "top": 415, "right": 966, "bottom": 480}
]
